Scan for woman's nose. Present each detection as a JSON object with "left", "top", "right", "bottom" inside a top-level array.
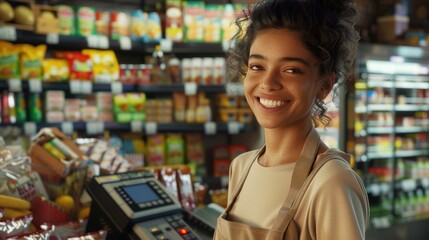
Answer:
[{"left": 260, "top": 70, "right": 281, "bottom": 91}]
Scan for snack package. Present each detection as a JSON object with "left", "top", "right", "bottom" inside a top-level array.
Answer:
[
  {"left": 130, "top": 10, "right": 147, "bottom": 40},
  {"left": 185, "top": 133, "right": 205, "bottom": 165},
  {"left": 166, "top": 134, "right": 185, "bottom": 165},
  {"left": 42, "top": 59, "right": 70, "bottom": 81},
  {"left": 145, "top": 12, "right": 162, "bottom": 42},
  {"left": 183, "top": 1, "right": 205, "bottom": 42},
  {"left": 204, "top": 4, "right": 223, "bottom": 43},
  {"left": 0, "top": 41, "right": 19, "bottom": 79},
  {"left": 16, "top": 44, "right": 47, "bottom": 80},
  {"left": 57, "top": 5, "right": 75, "bottom": 35},
  {"left": 76, "top": 6, "right": 96, "bottom": 36},
  {"left": 111, "top": 11, "right": 130, "bottom": 40},
  {"left": 55, "top": 51, "right": 93, "bottom": 81},
  {"left": 166, "top": 0, "right": 183, "bottom": 42},
  {"left": 146, "top": 134, "right": 166, "bottom": 166},
  {"left": 176, "top": 166, "right": 196, "bottom": 212},
  {"left": 95, "top": 10, "right": 110, "bottom": 36},
  {"left": 82, "top": 49, "right": 119, "bottom": 82}
]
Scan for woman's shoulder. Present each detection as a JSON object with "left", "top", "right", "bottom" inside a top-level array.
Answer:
[{"left": 230, "top": 149, "right": 261, "bottom": 172}]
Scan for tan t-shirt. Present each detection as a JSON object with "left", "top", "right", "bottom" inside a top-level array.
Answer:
[{"left": 226, "top": 148, "right": 370, "bottom": 240}]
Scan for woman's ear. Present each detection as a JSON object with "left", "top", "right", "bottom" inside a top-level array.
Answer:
[{"left": 318, "top": 72, "right": 335, "bottom": 100}]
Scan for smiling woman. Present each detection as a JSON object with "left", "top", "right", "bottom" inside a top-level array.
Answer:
[{"left": 213, "top": 0, "right": 369, "bottom": 240}]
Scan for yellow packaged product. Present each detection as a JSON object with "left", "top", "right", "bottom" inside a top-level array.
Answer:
[
  {"left": 16, "top": 44, "right": 47, "bottom": 80},
  {"left": 0, "top": 41, "right": 19, "bottom": 79},
  {"left": 42, "top": 59, "right": 70, "bottom": 81},
  {"left": 82, "top": 49, "right": 119, "bottom": 82}
]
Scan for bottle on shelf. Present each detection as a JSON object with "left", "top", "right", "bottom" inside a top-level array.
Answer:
[{"left": 150, "top": 44, "right": 168, "bottom": 84}]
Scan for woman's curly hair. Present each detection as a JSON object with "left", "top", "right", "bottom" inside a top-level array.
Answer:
[{"left": 227, "top": 0, "right": 360, "bottom": 127}]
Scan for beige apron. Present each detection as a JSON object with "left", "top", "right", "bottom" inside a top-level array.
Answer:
[{"left": 214, "top": 128, "right": 339, "bottom": 240}]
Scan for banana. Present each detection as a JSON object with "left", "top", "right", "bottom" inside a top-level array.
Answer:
[
  {"left": 1, "top": 207, "right": 32, "bottom": 219},
  {"left": 0, "top": 194, "right": 31, "bottom": 210}
]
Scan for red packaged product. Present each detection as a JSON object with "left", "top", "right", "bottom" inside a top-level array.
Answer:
[{"left": 55, "top": 52, "right": 93, "bottom": 81}]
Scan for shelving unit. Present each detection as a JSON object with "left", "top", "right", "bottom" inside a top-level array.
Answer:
[{"left": 350, "top": 43, "right": 429, "bottom": 229}]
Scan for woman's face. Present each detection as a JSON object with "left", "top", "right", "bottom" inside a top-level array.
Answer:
[{"left": 244, "top": 28, "right": 326, "bottom": 130}]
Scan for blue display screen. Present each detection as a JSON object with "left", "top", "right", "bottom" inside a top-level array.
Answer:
[{"left": 122, "top": 183, "right": 159, "bottom": 204}]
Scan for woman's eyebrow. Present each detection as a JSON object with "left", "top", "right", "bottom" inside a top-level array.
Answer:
[{"left": 249, "top": 54, "right": 310, "bottom": 66}]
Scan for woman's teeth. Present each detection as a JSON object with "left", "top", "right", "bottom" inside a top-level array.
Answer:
[{"left": 259, "top": 98, "right": 285, "bottom": 108}]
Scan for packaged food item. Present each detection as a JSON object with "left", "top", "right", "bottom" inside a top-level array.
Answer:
[
  {"left": 166, "top": 0, "right": 183, "bottom": 42},
  {"left": 150, "top": 45, "right": 168, "bottom": 84},
  {"left": 145, "top": 12, "right": 162, "bottom": 42},
  {"left": 16, "top": 44, "right": 47, "bottom": 80},
  {"left": 181, "top": 58, "right": 192, "bottom": 83},
  {"left": 135, "top": 64, "right": 151, "bottom": 85},
  {"left": 182, "top": 1, "right": 205, "bottom": 42},
  {"left": 45, "top": 91, "right": 65, "bottom": 112},
  {"left": 55, "top": 51, "right": 93, "bottom": 81},
  {"left": 168, "top": 57, "right": 181, "bottom": 84},
  {"left": 28, "top": 93, "right": 42, "bottom": 123},
  {"left": 176, "top": 166, "right": 196, "bottom": 211},
  {"left": 190, "top": 57, "right": 202, "bottom": 83},
  {"left": 204, "top": 4, "right": 223, "bottom": 42},
  {"left": 14, "top": 5, "right": 35, "bottom": 26},
  {"left": 173, "top": 92, "right": 186, "bottom": 122},
  {"left": 76, "top": 6, "right": 96, "bottom": 36},
  {"left": 95, "top": 10, "right": 110, "bottom": 36},
  {"left": 146, "top": 134, "right": 166, "bottom": 166},
  {"left": 221, "top": 4, "right": 235, "bottom": 41},
  {"left": 57, "top": 5, "right": 75, "bottom": 35},
  {"left": 213, "top": 57, "right": 226, "bottom": 84},
  {"left": 201, "top": 57, "right": 213, "bottom": 84},
  {"left": 42, "top": 59, "right": 69, "bottom": 82},
  {"left": 166, "top": 134, "right": 185, "bottom": 165},
  {"left": 111, "top": 11, "right": 130, "bottom": 40},
  {"left": 14, "top": 92, "right": 26, "bottom": 123},
  {"left": 0, "top": 41, "right": 19, "bottom": 79},
  {"left": 130, "top": 10, "right": 146, "bottom": 40},
  {"left": 185, "top": 133, "right": 204, "bottom": 165},
  {"left": 81, "top": 49, "right": 119, "bottom": 82},
  {"left": 127, "top": 93, "right": 146, "bottom": 121}
]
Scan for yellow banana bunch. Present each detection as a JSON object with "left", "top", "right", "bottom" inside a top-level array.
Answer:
[{"left": 0, "top": 194, "right": 31, "bottom": 211}]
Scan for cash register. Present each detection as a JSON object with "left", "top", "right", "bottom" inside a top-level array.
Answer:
[{"left": 85, "top": 170, "right": 220, "bottom": 240}]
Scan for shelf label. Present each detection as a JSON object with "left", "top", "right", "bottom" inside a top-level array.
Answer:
[
  {"left": 131, "top": 121, "right": 143, "bottom": 133},
  {"left": 421, "top": 177, "right": 429, "bottom": 188},
  {"left": 225, "top": 82, "right": 243, "bottom": 96},
  {"left": 160, "top": 39, "right": 173, "bottom": 52},
  {"left": 222, "top": 40, "right": 233, "bottom": 52},
  {"left": 46, "top": 33, "right": 59, "bottom": 44},
  {"left": 29, "top": 79, "right": 42, "bottom": 93},
  {"left": 227, "top": 122, "right": 241, "bottom": 134},
  {"left": 119, "top": 36, "right": 132, "bottom": 50},
  {"left": 24, "top": 122, "right": 37, "bottom": 136},
  {"left": 61, "top": 122, "right": 74, "bottom": 135},
  {"left": 0, "top": 26, "right": 17, "bottom": 41},
  {"left": 87, "top": 35, "right": 99, "bottom": 48},
  {"left": 86, "top": 121, "right": 104, "bottom": 135},
  {"left": 184, "top": 82, "right": 197, "bottom": 96},
  {"left": 368, "top": 184, "right": 381, "bottom": 196},
  {"left": 401, "top": 179, "right": 417, "bottom": 192},
  {"left": 86, "top": 35, "right": 109, "bottom": 49},
  {"left": 8, "top": 78, "right": 21, "bottom": 92},
  {"left": 145, "top": 122, "right": 158, "bottom": 135},
  {"left": 70, "top": 81, "right": 92, "bottom": 94},
  {"left": 81, "top": 81, "right": 93, "bottom": 94},
  {"left": 204, "top": 122, "right": 217, "bottom": 135},
  {"left": 111, "top": 82, "right": 123, "bottom": 94},
  {"left": 98, "top": 35, "right": 109, "bottom": 49}
]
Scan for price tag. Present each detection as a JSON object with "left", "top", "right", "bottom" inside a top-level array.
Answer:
[
  {"left": 220, "top": 176, "right": 229, "bottom": 188},
  {"left": 46, "top": 33, "right": 59, "bottom": 44},
  {"left": 80, "top": 81, "right": 93, "bottom": 94},
  {"left": 421, "top": 177, "right": 429, "bottom": 188},
  {"left": 24, "top": 122, "right": 37, "bottom": 136},
  {"left": 380, "top": 183, "right": 390, "bottom": 194},
  {"left": 160, "top": 39, "right": 173, "bottom": 52},
  {"left": 401, "top": 179, "right": 417, "bottom": 191},
  {"left": 145, "top": 122, "right": 158, "bottom": 135},
  {"left": 119, "top": 36, "right": 132, "bottom": 50},
  {"left": 222, "top": 40, "right": 233, "bottom": 52},
  {"left": 130, "top": 121, "right": 143, "bottom": 133},
  {"left": 29, "top": 79, "right": 42, "bottom": 93},
  {"left": 204, "top": 122, "right": 217, "bottom": 135},
  {"left": 369, "top": 184, "right": 381, "bottom": 196},
  {"left": 8, "top": 78, "right": 21, "bottom": 92},
  {"left": 61, "top": 122, "right": 74, "bottom": 135},
  {"left": 87, "top": 35, "right": 99, "bottom": 48},
  {"left": 225, "top": 82, "right": 243, "bottom": 96},
  {"left": 0, "top": 26, "right": 17, "bottom": 41},
  {"left": 86, "top": 121, "right": 104, "bottom": 135},
  {"left": 227, "top": 122, "right": 241, "bottom": 134},
  {"left": 70, "top": 81, "right": 81, "bottom": 94},
  {"left": 184, "top": 82, "right": 197, "bottom": 96},
  {"left": 111, "top": 82, "right": 123, "bottom": 94},
  {"left": 98, "top": 35, "right": 109, "bottom": 49}
]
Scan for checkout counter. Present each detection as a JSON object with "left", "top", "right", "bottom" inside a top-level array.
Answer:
[{"left": 85, "top": 170, "right": 222, "bottom": 240}]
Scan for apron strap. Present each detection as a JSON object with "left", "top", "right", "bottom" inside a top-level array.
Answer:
[{"left": 271, "top": 128, "right": 320, "bottom": 232}]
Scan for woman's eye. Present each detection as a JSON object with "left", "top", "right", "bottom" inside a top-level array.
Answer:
[
  {"left": 285, "top": 68, "right": 302, "bottom": 74},
  {"left": 249, "top": 65, "right": 262, "bottom": 71}
]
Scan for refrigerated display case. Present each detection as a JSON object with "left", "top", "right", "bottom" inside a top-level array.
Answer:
[{"left": 348, "top": 43, "right": 429, "bottom": 231}]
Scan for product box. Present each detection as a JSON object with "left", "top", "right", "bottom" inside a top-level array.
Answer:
[
  {"left": 182, "top": 1, "right": 205, "bottom": 42},
  {"left": 75, "top": 6, "right": 96, "bottom": 36},
  {"left": 204, "top": 4, "right": 223, "bottom": 43},
  {"left": 35, "top": 5, "right": 60, "bottom": 34},
  {"left": 29, "top": 128, "right": 85, "bottom": 178},
  {"left": 166, "top": 0, "right": 183, "bottom": 41},
  {"left": 57, "top": 5, "right": 75, "bottom": 35},
  {"left": 376, "top": 15, "right": 409, "bottom": 43}
]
